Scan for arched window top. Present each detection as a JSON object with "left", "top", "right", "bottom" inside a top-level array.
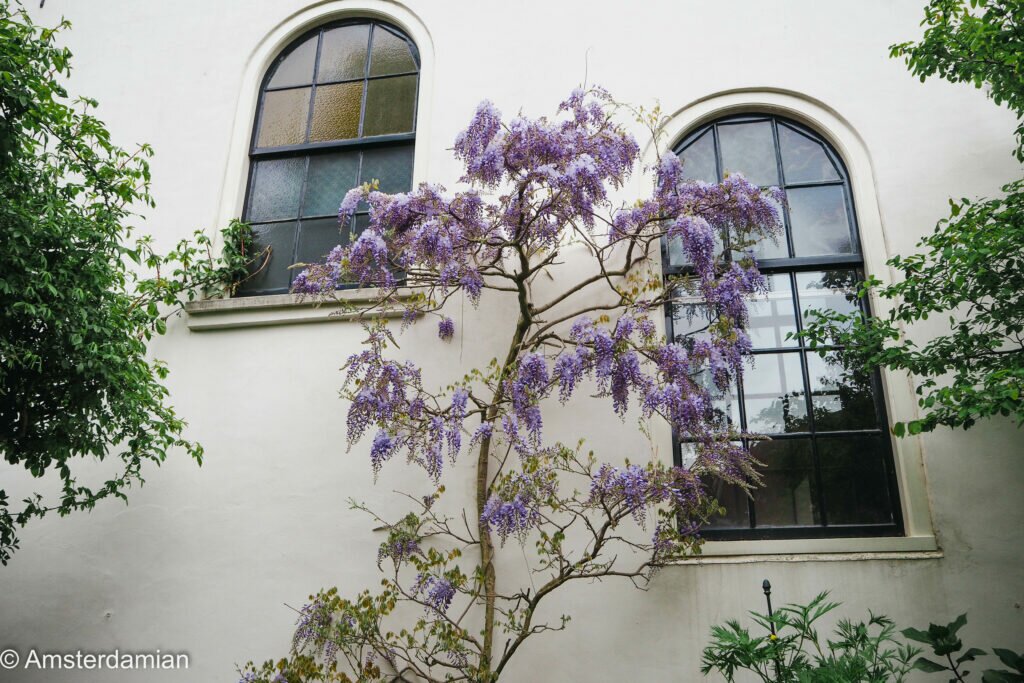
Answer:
[
  {"left": 238, "top": 19, "right": 420, "bottom": 296},
  {"left": 672, "top": 114, "right": 859, "bottom": 265},
  {"left": 254, "top": 20, "right": 420, "bottom": 150}
]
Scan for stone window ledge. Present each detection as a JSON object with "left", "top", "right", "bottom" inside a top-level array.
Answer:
[
  {"left": 669, "top": 534, "right": 941, "bottom": 565},
  {"left": 185, "top": 289, "right": 407, "bottom": 331}
]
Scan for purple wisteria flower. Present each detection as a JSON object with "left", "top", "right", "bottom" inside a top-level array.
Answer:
[
  {"left": 438, "top": 316, "right": 455, "bottom": 341},
  {"left": 413, "top": 574, "right": 456, "bottom": 614}
]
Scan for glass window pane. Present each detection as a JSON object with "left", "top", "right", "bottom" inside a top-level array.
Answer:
[
  {"left": 788, "top": 185, "right": 853, "bottom": 256},
  {"left": 749, "top": 194, "right": 789, "bottom": 260},
  {"left": 747, "top": 274, "right": 798, "bottom": 350},
  {"left": 778, "top": 123, "right": 841, "bottom": 184},
  {"left": 693, "top": 368, "right": 740, "bottom": 428},
  {"left": 795, "top": 269, "right": 861, "bottom": 339},
  {"left": 750, "top": 438, "right": 819, "bottom": 526},
  {"left": 818, "top": 436, "right": 894, "bottom": 525},
  {"left": 369, "top": 26, "right": 417, "bottom": 76},
  {"left": 317, "top": 24, "right": 370, "bottom": 83},
  {"left": 303, "top": 152, "right": 360, "bottom": 217},
  {"left": 807, "top": 351, "right": 878, "bottom": 430},
  {"left": 678, "top": 129, "right": 717, "bottom": 183},
  {"left": 256, "top": 88, "right": 311, "bottom": 148},
  {"left": 671, "top": 300, "right": 714, "bottom": 346},
  {"left": 267, "top": 35, "right": 318, "bottom": 89},
  {"left": 743, "top": 352, "right": 807, "bottom": 434},
  {"left": 362, "top": 75, "right": 416, "bottom": 137},
  {"left": 238, "top": 222, "right": 297, "bottom": 295},
  {"left": 309, "top": 82, "right": 364, "bottom": 142},
  {"left": 705, "top": 478, "right": 751, "bottom": 529},
  {"left": 248, "top": 158, "right": 305, "bottom": 222},
  {"left": 295, "top": 217, "right": 350, "bottom": 267},
  {"left": 666, "top": 229, "right": 726, "bottom": 268},
  {"left": 359, "top": 144, "right": 414, "bottom": 193},
  {"left": 718, "top": 121, "right": 779, "bottom": 186}
]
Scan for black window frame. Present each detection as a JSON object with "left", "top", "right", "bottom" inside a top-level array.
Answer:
[
  {"left": 238, "top": 19, "right": 420, "bottom": 296},
  {"left": 663, "top": 114, "right": 905, "bottom": 541}
]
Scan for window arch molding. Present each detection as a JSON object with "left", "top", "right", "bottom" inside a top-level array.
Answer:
[
  {"left": 212, "top": 1, "right": 434, "bottom": 278},
  {"left": 644, "top": 89, "right": 937, "bottom": 552}
]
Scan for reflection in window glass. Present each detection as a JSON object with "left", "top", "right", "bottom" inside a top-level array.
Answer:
[
  {"left": 671, "top": 301, "right": 715, "bottom": 346},
  {"left": 751, "top": 439, "right": 818, "bottom": 527},
  {"left": 788, "top": 185, "right": 853, "bottom": 256},
  {"left": 747, "top": 274, "right": 798, "bottom": 350},
  {"left": 778, "top": 123, "right": 840, "bottom": 184},
  {"left": 807, "top": 351, "right": 877, "bottom": 430},
  {"left": 796, "top": 270, "right": 861, "bottom": 333},
  {"left": 743, "top": 352, "right": 807, "bottom": 434},
  {"left": 818, "top": 436, "right": 893, "bottom": 525},
  {"left": 718, "top": 121, "right": 778, "bottom": 186},
  {"left": 679, "top": 129, "right": 718, "bottom": 183}
]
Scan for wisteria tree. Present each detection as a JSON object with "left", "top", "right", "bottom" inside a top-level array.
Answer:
[{"left": 241, "top": 88, "right": 783, "bottom": 683}]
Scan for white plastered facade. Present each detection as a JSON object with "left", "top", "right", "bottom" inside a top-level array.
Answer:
[{"left": 2, "top": 1, "right": 1022, "bottom": 681}]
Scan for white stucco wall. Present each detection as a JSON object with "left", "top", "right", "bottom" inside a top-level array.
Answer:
[{"left": 1, "top": 1, "right": 1022, "bottom": 681}]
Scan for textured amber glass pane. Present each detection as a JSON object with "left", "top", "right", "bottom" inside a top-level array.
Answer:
[
  {"left": 359, "top": 144, "right": 414, "bottom": 192},
  {"left": 788, "top": 185, "right": 853, "bottom": 256},
  {"left": 318, "top": 24, "right": 369, "bottom": 82},
  {"left": 369, "top": 25, "right": 417, "bottom": 76},
  {"left": 678, "top": 130, "right": 718, "bottom": 183},
  {"left": 309, "top": 82, "right": 363, "bottom": 142},
  {"left": 362, "top": 76, "right": 416, "bottom": 137},
  {"left": 247, "top": 158, "right": 305, "bottom": 222},
  {"left": 303, "top": 152, "right": 360, "bottom": 217},
  {"left": 750, "top": 439, "right": 819, "bottom": 526},
  {"left": 743, "top": 352, "right": 807, "bottom": 434},
  {"left": 267, "top": 35, "right": 318, "bottom": 88},
  {"left": 238, "top": 222, "right": 297, "bottom": 295},
  {"left": 718, "top": 121, "right": 779, "bottom": 186},
  {"left": 779, "top": 123, "right": 840, "bottom": 184},
  {"left": 257, "top": 88, "right": 311, "bottom": 148},
  {"left": 819, "top": 436, "right": 893, "bottom": 525},
  {"left": 296, "top": 217, "right": 349, "bottom": 266}
]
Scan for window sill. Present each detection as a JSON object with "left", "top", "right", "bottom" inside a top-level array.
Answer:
[
  {"left": 184, "top": 289, "right": 409, "bottom": 331},
  {"left": 669, "top": 535, "right": 940, "bottom": 565}
]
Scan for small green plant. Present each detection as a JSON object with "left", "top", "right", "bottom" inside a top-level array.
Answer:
[
  {"left": 703, "top": 592, "right": 1024, "bottom": 683},
  {"left": 701, "top": 592, "right": 920, "bottom": 682},
  {"left": 902, "top": 614, "right": 1024, "bottom": 682}
]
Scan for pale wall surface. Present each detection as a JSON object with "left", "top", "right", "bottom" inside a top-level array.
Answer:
[{"left": 1, "top": 1, "right": 1022, "bottom": 681}]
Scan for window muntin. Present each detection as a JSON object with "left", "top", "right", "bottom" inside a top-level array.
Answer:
[
  {"left": 239, "top": 20, "right": 419, "bottom": 296},
  {"left": 665, "top": 114, "right": 903, "bottom": 539}
]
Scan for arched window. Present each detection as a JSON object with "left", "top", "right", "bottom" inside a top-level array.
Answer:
[
  {"left": 238, "top": 19, "right": 419, "bottom": 295},
  {"left": 666, "top": 114, "right": 903, "bottom": 539}
]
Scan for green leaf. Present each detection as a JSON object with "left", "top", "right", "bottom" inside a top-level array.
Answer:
[{"left": 913, "top": 657, "right": 949, "bottom": 673}]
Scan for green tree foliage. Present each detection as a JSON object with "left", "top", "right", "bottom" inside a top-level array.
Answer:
[
  {"left": 0, "top": 1, "right": 259, "bottom": 564},
  {"left": 801, "top": 0, "right": 1024, "bottom": 435}
]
